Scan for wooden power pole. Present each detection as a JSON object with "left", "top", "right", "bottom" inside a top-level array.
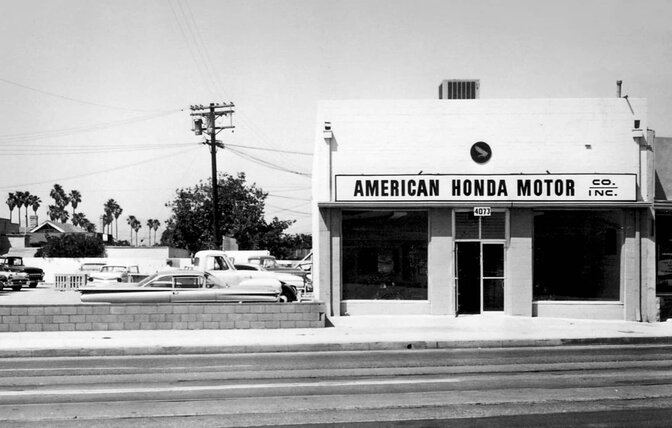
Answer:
[{"left": 189, "top": 102, "right": 235, "bottom": 248}]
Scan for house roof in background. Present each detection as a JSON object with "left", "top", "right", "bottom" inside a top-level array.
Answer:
[{"left": 30, "top": 221, "right": 87, "bottom": 234}]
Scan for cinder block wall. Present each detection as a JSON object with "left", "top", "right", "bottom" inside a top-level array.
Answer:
[{"left": 0, "top": 302, "right": 326, "bottom": 332}]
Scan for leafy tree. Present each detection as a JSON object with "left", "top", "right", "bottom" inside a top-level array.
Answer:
[
  {"left": 161, "top": 172, "right": 297, "bottom": 254},
  {"left": 35, "top": 234, "right": 105, "bottom": 258},
  {"left": 6, "top": 193, "right": 17, "bottom": 223}
]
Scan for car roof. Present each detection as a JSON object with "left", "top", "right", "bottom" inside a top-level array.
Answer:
[{"left": 155, "top": 269, "right": 207, "bottom": 276}]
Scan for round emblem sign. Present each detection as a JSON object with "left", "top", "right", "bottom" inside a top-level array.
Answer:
[{"left": 470, "top": 141, "right": 492, "bottom": 164}]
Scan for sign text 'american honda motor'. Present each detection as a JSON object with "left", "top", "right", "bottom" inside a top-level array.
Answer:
[{"left": 335, "top": 174, "right": 637, "bottom": 202}]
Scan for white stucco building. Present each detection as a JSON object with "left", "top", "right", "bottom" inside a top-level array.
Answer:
[{"left": 312, "top": 94, "right": 656, "bottom": 321}]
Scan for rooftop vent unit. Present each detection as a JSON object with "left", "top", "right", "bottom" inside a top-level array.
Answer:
[{"left": 438, "top": 79, "right": 480, "bottom": 99}]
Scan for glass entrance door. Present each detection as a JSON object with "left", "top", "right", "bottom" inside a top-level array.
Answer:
[{"left": 456, "top": 242, "right": 505, "bottom": 314}]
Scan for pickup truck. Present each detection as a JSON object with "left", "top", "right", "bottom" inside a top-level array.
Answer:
[
  {"left": 0, "top": 256, "right": 44, "bottom": 288},
  {"left": 189, "top": 250, "right": 298, "bottom": 302}
]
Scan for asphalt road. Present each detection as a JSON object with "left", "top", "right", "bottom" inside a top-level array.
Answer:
[{"left": 1, "top": 345, "right": 672, "bottom": 427}]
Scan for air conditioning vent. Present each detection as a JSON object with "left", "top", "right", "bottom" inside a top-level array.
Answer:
[{"left": 439, "top": 79, "right": 480, "bottom": 99}]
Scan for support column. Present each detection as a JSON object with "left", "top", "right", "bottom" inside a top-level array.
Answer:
[{"left": 429, "top": 208, "right": 454, "bottom": 315}]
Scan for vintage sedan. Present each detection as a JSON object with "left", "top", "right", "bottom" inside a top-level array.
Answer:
[
  {"left": 79, "top": 270, "right": 282, "bottom": 303},
  {"left": 0, "top": 271, "right": 29, "bottom": 291},
  {"left": 87, "top": 265, "right": 140, "bottom": 284},
  {"left": 234, "top": 263, "right": 311, "bottom": 297}
]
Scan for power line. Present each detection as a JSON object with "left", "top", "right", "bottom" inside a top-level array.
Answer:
[
  {"left": 0, "top": 143, "right": 193, "bottom": 156},
  {"left": 227, "top": 147, "right": 311, "bottom": 178},
  {"left": 0, "top": 76, "right": 167, "bottom": 113},
  {"left": 225, "top": 142, "right": 312, "bottom": 156},
  {"left": 166, "top": 0, "right": 308, "bottom": 174},
  {"left": 266, "top": 203, "right": 311, "bottom": 216},
  {"left": 0, "top": 110, "right": 181, "bottom": 143},
  {"left": 267, "top": 194, "right": 312, "bottom": 202},
  {"left": 0, "top": 146, "right": 198, "bottom": 190}
]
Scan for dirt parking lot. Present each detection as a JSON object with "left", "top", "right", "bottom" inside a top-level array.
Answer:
[{"left": 0, "top": 284, "right": 81, "bottom": 305}]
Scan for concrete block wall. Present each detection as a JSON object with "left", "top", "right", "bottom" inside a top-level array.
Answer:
[{"left": 0, "top": 302, "right": 326, "bottom": 332}]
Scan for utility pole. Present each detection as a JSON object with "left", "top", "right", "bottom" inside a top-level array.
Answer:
[{"left": 189, "top": 102, "right": 235, "bottom": 248}]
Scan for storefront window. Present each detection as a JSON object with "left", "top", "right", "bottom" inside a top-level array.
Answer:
[
  {"left": 533, "top": 210, "right": 622, "bottom": 301},
  {"left": 342, "top": 210, "right": 428, "bottom": 300},
  {"left": 657, "top": 214, "right": 672, "bottom": 293}
]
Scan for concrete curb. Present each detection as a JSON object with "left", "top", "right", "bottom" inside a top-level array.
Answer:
[{"left": 3, "top": 335, "right": 672, "bottom": 358}]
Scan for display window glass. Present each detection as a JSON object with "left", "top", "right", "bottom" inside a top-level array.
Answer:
[
  {"left": 342, "top": 210, "right": 428, "bottom": 300},
  {"left": 533, "top": 210, "right": 622, "bottom": 301},
  {"left": 657, "top": 214, "right": 672, "bottom": 294}
]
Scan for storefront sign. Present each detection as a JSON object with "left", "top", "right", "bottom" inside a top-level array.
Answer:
[{"left": 335, "top": 174, "right": 637, "bottom": 202}]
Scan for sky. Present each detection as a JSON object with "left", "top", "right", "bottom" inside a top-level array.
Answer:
[{"left": 1, "top": 0, "right": 671, "bottom": 242}]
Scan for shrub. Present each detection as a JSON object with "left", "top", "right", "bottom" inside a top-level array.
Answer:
[{"left": 35, "top": 234, "right": 106, "bottom": 258}]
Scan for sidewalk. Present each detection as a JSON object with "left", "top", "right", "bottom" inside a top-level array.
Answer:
[{"left": 1, "top": 315, "right": 672, "bottom": 357}]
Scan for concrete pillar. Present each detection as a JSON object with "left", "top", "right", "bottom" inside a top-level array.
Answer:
[
  {"left": 508, "top": 209, "right": 533, "bottom": 316},
  {"left": 429, "top": 208, "right": 454, "bottom": 315}
]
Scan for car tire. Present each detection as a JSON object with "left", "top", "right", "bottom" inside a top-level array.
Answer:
[
  {"left": 12, "top": 286, "right": 21, "bottom": 291},
  {"left": 29, "top": 282, "right": 37, "bottom": 288},
  {"left": 280, "top": 285, "right": 297, "bottom": 303}
]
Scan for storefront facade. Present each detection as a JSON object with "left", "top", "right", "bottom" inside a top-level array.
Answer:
[{"left": 312, "top": 98, "right": 657, "bottom": 321}]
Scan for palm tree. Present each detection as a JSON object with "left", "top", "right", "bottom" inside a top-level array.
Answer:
[
  {"left": 113, "top": 204, "right": 123, "bottom": 241},
  {"left": 14, "top": 191, "right": 28, "bottom": 230},
  {"left": 146, "top": 219, "right": 154, "bottom": 246},
  {"left": 103, "top": 199, "right": 118, "bottom": 236},
  {"left": 72, "top": 212, "right": 85, "bottom": 227},
  {"left": 22, "top": 192, "right": 33, "bottom": 231},
  {"left": 126, "top": 215, "right": 137, "bottom": 245},
  {"left": 58, "top": 209, "right": 70, "bottom": 223},
  {"left": 28, "top": 195, "right": 41, "bottom": 227},
  {"left": 80, "top": 218, "right": 96, "bottom": 233},
  {"left": 47, "top": 205, "right": 59, "bottom": 222},
  {"left": 151, "top": 219, "right": 161, "bottom": 246},
  {"left": 6, "top": 193, "right": 17, "bottom": 223},
  {"left": 68, "top": 190, "right": 82, "bottom": 217},
  {"left": 132, "top": 218, "right": 142, "bottom": 246},
  {"left": 50, "top": 184, "right": 69, "bottom": 209}
]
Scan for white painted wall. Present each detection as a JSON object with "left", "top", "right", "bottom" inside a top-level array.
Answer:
[
  {"left": 312, "top": 97, "right": 649, "bottom": 317},
  {"left": 314, "top": 98, "right": 646, "bottom": 203}
]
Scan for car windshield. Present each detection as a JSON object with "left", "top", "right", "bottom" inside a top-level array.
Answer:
[{"left": 137, "top": 273, "right": 159, "bottom": 287}]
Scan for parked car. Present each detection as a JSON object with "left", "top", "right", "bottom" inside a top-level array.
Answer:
[
  {"left": 79, "top": 262, "right": 107, "bottom": 273},
  {"left": 87, "top": 265, "right": 140, "bottom": 284},
  {"left": 79, "top": 270, "right": 282, "bottom": 304},
  {"left": 0, "top": 256, "right": 44, "bottom": 288},
  {"left": 0, "top": 271, "right": 29, "bottom": 291},
  {"left": 189, "top": 250, "right": 298, "bottom": 302},
  {"left": 247, "top": 255, "right": 310, "bottom": 279},
  {"left": 235, "top": 263, "right": 312, "bottom": 297}
]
